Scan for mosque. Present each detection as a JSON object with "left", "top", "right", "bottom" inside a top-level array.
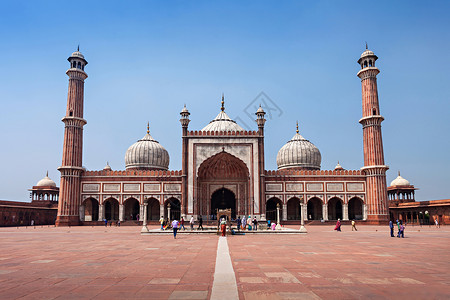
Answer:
[{"left": 54, "top": 47, "right": 391, "bottom": 227}]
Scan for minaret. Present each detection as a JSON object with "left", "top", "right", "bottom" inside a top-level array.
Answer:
[
  {"left": 180, "top": 104, "right": 190, "bottom": 217},
  {"left": 255, "top": 105, "right": 266, "bottom": 220},
  {"left": 55, "top": 48, "right": 88, "bottom": 226},
  {"left": 357, "top": 46, "right": 389, "bottom": 222}
]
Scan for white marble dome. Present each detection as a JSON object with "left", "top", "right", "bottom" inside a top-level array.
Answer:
[
  {"left": 36, "top": 172, "right": 56, "bottom": 187},
  {"left": 390, "top": 172, "right": 410, "bottom": 186},
  {"left": 276, "top": 130, "right": 321, "bottom": 170},
  {"left": 71, "top": 50, "right": 85, "bottom": 59},
  {"left": 201, "top": 110, "right": 244, "bottom": 132},
  {"left": 125, "top": 130, "right": 169, "bottom": 170}
]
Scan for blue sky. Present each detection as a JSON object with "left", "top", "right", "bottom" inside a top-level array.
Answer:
[{"left": 1, "top": 1, "right": 449, "bottom": 202}]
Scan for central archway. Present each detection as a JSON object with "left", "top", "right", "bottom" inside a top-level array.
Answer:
[
  {"left": 211, "top": 188, "right": 236, "bottom": 219},
  {"left": 197, "top": 151, "right": 249, "bottom": 218}
]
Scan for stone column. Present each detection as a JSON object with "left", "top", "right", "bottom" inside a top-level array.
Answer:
[
  {"left": 141, "top": 203, "right": 149, "bottom": 233},
  {"left": 79, "top": 205, "right": 85, "bottom": 222},
  {"left": 302, "top": 203, "right": 308, "bottom": 221},
  {"left": 139, "top": 204, "right": 144, "bottom": 221},
  {"left": 363, "top": 204, "right": 368, "bottom": 220},
  {"left": 98, "top": 204, "right": 105, "bottom": 221},
  {"left": 282, "top": 204, "right": 287, "bottom": 221},
  {"left": 343, "top": 203, "right": 349, "bottom": 220},
  {"left": 160, "top": 204, "right": 164, "bottom": 219},
  {"left": 276, "top": 203, "right": 280, "bottom": 224},
  {"left": 322, "top": 204, "right": 328, "bottom": 221},
  {"left": 299, "top": 203, "right": 307, "bottom": 232},
  {"left": 119, "top": 204, "right": 124, "bottom": 222},
  {"left": 167, "top": 203, "right": 171, "bottom": 222}
]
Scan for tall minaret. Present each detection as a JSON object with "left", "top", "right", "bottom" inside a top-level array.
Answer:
[
  {"left": 180, "top": 104, "right": 190, "bottom": 218},
  {"left": 255, "top": 105, "right": 266, "bottom": 220},
  {"left": 357, "top": 46, "right": 389, "bottom": 222},
  {"left": 55, "top": 48, "right": 88, "bottom": 226}
]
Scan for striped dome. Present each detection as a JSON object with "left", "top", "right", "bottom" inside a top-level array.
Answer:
[
  {"left": 276, "top": 131, "right": 321, "bottom": 170},
  {"left": 125, "top": 131, "right": 169, "bottom": 170}
]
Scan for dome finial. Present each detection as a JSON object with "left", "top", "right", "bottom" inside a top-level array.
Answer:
[
  {"left": 46, "top": 170, "right": 48, "bottom": 177},
  {"left": 221, "top": 93, "right": 225, "bottom": 111},
  {"left": 398, "top": 170, "right": 400, "bottom": 176},
  {"left": 147, "top": 122, "right": 150, "bottom": 134},
  {"left": 296, "top": 121, "right": 299, "bottom": 134},
  {"left": 365, "top": 41, "right": 368, "bottom": 50}
]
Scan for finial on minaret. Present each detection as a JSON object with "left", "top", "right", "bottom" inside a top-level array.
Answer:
[
  {"left": 365, "top": 41, "right": 368, "bottom": 50},
  {"left": 398, "top": 170, "right": 400, "bottom": 176},
  {"left": 296, "top": 121, "right": 299, "bottom": 134},
  {"left": 221, "top": 93, "right": 225, "bottom": 111},
  {"left": 147, "top": 122, "right": 150, "bottom": 134},
  {"left": 46, "top": 170, "right": 48, "bottom": 177},
  {"left": 77, "top": 44, "right": 80, "bottom": 51}
]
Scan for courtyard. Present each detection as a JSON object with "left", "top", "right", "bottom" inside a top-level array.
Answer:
[{"left": 0, "top": 224, "right": 448, "bottom": 299}]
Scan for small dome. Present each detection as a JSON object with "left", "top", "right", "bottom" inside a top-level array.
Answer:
[
  {"left": 181, "top": 105, "right": 189, "bottom": 114},
  {"left": 201, "top": 110, "right": 244, "bottom": 132},
  {"left": 276, "top": 129, "right": 321, "bottom": 170},
  {"left": 125, "top": 128, "right": 169, "bottom": 170},
  {"left": 256, "top": 105, "right": 265, "bottom": 114},
  {"left": 334, "top": 161, "right": 344, "bottom": 170},
  {"left": 103, "top": 162, "right": 112, "bottom": 171},
  {"left": 71, "top": 51, "right": 85, "bottom": 59},
  {"left": 36, "top": 172, "right": 56, "bottom": 187},
  {"left": 390, "top": 172, "right": 411, "bottom": 186},
  {"left": 360, "top": 49, "right": 375, "bottom": 59}
]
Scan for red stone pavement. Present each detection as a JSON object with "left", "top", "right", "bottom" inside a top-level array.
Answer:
[{"left": 0, "top": 224, "right": 449, "bottom": 299}]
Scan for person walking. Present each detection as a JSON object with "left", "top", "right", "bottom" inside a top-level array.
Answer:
[
  {"left": 351, "top": 220, "right": 357, "bottom": 231},
  {"left": 334, "top": 219, "right": 341, "bottom": 232},
  {"left": 104, "top": 219, "right": 108, "bottom": 227},
  {"left": 241, "top": 215, "right": 247, "bottom": 230},
  {"left": 435, "top": 218, "right": 439, "bottom": 228},
  {"left": 220, "top": 218, "right": 227, "bottom": 236},
  {"left": 159, "top": 216, "right": 164, "bottom": 230},
  {"left": 396, "top": 220, "right": 401, "bottom": 237},
  {"left": 389, "top": 220, "right": 394, "bottom": 237},
  {"left": 399, "top": 223, "right": 405, "bottom": 238},
  {"left": 190, "top": 216, "right": 194, "bottom": 230},
  {"left": 172, "top": 219, "right": 179, "bottom": 239},
  {"left": 236, "top": 216, "right": 241, "bottom": 232},
  {"left": 180, "top": 217, "right": 186, "bottom": 230},
  {"left": 247, "top": 215, "right": 252, "bottom": 230},
  {"left": 197, "top": 215, "right": 203, "bottom": 230},
  {"left": 252, "top": 217, "right": 258, "bottom": 231}
]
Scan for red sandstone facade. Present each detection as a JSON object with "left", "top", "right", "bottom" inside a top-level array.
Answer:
[{"left": 55, "top": 47, "right": 392, "bottom": 226}]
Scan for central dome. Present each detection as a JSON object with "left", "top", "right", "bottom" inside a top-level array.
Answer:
[
  {"left": 276, "top": 125, "right": 321, "bottom": 170},
  {"left": 125, "top": 126, "right": 169, "bottom": 170},
  {"left": 201, "top": 95, "right": 244, "bottom": 132}
]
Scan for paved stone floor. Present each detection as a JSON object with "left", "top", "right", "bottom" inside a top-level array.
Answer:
[{"left": 0, "top": 224, "right": 449, "bottom": 299}]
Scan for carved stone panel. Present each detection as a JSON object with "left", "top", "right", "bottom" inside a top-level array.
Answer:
[
  {"left": 83, "top": 184, "right": 100, "bottom": 192},
  {"left": 307, "top": 183, "right": 323, "bottom": 192},
  {"left": 124, "top": 184, "right": 140, "bottom": 192},
  {"left": 327, "top": 183, "right": 344, "bottom": 192},
  {"left": 144, "top": 184, "right": 160, "bottom": 192},
  {"left": 103, "top": 184, "right": 120, "bottom": 192},
  {"left": 347, "top": 183, "right": 364, "bottom": 192},
  {"left": 266, "top": 183, "right": 283, "bottom": 192},
  {"left": 164, "top": 183, "right": 181, "bottom": 192},
  {"left": 286, "top": 183, "right": 303, "bottom": 192}
]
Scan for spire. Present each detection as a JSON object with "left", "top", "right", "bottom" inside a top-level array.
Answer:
[
  {"left": 365, "top": 41, "right": 368, "bottom": 50},
  {"left": 296, "top": 121, "right": 299, "bottom": 134},
  {"left": 46, "top": 170, "right": 48, "bottom": 177},
  {"left": 147, "top": 122, "right": 150, "bottom": 134},
  {"left": 77, "top": 44, "right": 80, "bottom": 51},
  {"left": 398, "top": 170, "right": 401, "bottom": 176},
  {"left": 221, "top": 93, "right": 225, "bottom": 111}
]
